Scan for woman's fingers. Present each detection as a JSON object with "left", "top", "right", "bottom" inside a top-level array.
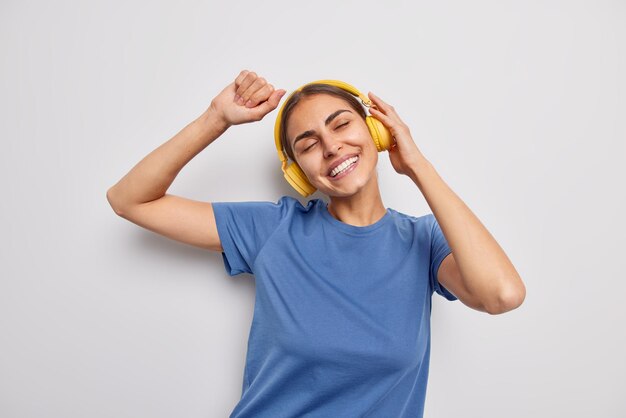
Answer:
[
  {"left": 240, "top": 77, "right": 268, "bottom": 105},
  {"left": 369, "top": 92, "right": 408, "bottom": 124},
  {"left": 368, "top": 91, "right": 411, "bottom": 140},
  {"left": 235, "top": 70, "right": 257, "bottom": 96},
  {"left": 368, "top": 105, "right": 392, "bottom": 126},
  {"left": 368, "top": 92, "right": 395, "bottom": 123},
  {"left": 234, "top": 69, "right": 251, "bottom": 88},
  {"left": 245, "top": 83, "right": 274, "bottom": 108},
  {"left": 233, "top": 70, "right": 252, "bottom": 102},
  {"left": 212, "top": 70, "right": 284, "bottom": 126},
  {"left": 253, "top": 89, "right": 287, "bottom": 119},
  {"left": 369, "top": 91, "right": 395, "bottom": 113},
  {"left": 234, "top": 71, "right": 271, "bottom": 106}
]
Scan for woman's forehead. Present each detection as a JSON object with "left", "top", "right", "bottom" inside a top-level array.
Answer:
[
  {"left": 295, "top": 93, "right": 348, "bottom": 109},
  {"left": 287, "top": 95, "right": 352, "bottom": 129}
]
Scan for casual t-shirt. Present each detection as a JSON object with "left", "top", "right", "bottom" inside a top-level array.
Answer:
[{"left": 212, "top": 196, "right": 456, "bottom": 418}]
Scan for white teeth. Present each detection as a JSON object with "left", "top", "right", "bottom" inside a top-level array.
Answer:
[{"left": 330, "top": 156, "right": 358, "bottom": 177}]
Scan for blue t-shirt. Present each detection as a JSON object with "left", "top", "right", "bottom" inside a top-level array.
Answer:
[{"left": 212, "top": 196, "right": 456, "bottom": 418}]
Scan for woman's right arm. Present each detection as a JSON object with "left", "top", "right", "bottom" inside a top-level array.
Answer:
[{"left": 106, "top": 70, "right": 286, "bottom": 252}]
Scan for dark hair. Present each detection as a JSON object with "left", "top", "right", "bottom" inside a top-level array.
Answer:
[{"left": 279, "top": 84, "right": 367, "bottom": 163}]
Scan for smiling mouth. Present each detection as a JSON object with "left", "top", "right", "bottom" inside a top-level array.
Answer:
[{"left": 328, "top": 155, "right": 359, "bottom": 179}]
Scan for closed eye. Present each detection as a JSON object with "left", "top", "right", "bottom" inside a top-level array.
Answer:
[{"left": 303, "top": 122, "right": 350, "bottom": 152}]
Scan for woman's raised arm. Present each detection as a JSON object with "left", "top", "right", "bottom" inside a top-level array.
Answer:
[{"left": 106, "top": 70, "right": 286, "bottom": 251}]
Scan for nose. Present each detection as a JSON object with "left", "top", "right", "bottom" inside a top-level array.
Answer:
[{"left": 322, "top": 137, "right": 342, "bottom": 159}]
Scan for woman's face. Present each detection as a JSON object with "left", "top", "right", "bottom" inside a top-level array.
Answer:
[{"left": 286, "top": 94, "right": 379, "bottom": 198}]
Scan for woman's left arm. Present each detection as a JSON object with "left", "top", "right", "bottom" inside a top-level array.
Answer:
[{"left": 368, "top": 92, "right": 526, "bottom": 315}]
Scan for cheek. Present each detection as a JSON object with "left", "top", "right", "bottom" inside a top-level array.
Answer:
[
  {"left": 295, "top": 158, "right": 315, "bottom": 178},
  {"left": 363, "top": 137, "right": 380, "bottom": 167},
  {"left": 361, "top": 131, "right": 377, "bottom": 153}
]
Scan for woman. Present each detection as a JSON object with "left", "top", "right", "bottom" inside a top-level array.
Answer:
[{"left": 107, "top": 70, "right": 526, "bottom": 417}]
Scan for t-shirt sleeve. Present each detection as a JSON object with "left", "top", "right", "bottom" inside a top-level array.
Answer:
[
  {"left": 429, "top": 215, "right": 458, "bottom": 301},
  {"left": 211, "top": 196, "right": 292, "bottom": 276}
]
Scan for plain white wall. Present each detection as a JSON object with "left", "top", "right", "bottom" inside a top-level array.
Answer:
[{"left": 1, "top": 0, "right": 625, "bottom": 416}]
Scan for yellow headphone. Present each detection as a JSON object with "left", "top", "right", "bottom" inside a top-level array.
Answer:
[{"left": 273, "top": 80, "right": 394, "bottom": 197}]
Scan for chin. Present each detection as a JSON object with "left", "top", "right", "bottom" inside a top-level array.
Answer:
[{"left": 316, "top": 173, "right": 374, "bottom": 198}]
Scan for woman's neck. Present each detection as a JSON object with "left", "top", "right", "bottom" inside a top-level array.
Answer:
[{"left": 326, "top": 180, "right": 386, "bottom": 227}]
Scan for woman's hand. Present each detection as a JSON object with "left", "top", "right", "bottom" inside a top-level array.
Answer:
[
  {"left": 208, "top": 70, "right": 286, "bottom": 127},
  {"left": 367, "top": 92, "right": 426, "bottom": 176}
]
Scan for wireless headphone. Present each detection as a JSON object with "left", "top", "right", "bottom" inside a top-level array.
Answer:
[{"left": 273, "top": 80, "right": 394, "bottom": 197}]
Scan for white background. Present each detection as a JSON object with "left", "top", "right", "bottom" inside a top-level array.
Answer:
[{"left": 1, "top": 0, "right": 625, "bottom": 417}]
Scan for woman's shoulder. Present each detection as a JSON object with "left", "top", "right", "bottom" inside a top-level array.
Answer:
[
  {"left": 276, "top": 195, "right": 324, "bottom": 212},
  {"left": 388, "top": 208, "right": 438, "bottom": 232},
  {"left": 388, "top": 207, "right": 435, "bottom": 223}
]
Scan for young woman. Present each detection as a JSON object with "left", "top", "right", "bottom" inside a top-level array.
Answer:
[{"left": 107, "top": 70, "right": 525, "bottom": 418}]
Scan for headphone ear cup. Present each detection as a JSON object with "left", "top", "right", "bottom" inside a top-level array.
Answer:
[
  {"left": 284, "top": 162, "right": 316, "bottom": 197},
  {"left": 365, "top": 116, "right": 394, "bottom": 151}
]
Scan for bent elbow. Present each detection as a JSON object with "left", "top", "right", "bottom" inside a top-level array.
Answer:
[
  {"left": 486, "top": 281, "right": 526, "bottom": 315},
  {"left": 106, "top": 187, "right": 126, "bottom": 217}
]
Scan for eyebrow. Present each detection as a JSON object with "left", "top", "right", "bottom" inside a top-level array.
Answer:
[{"left": 292, "top": 109, "right": 352, "bottom": 148}]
